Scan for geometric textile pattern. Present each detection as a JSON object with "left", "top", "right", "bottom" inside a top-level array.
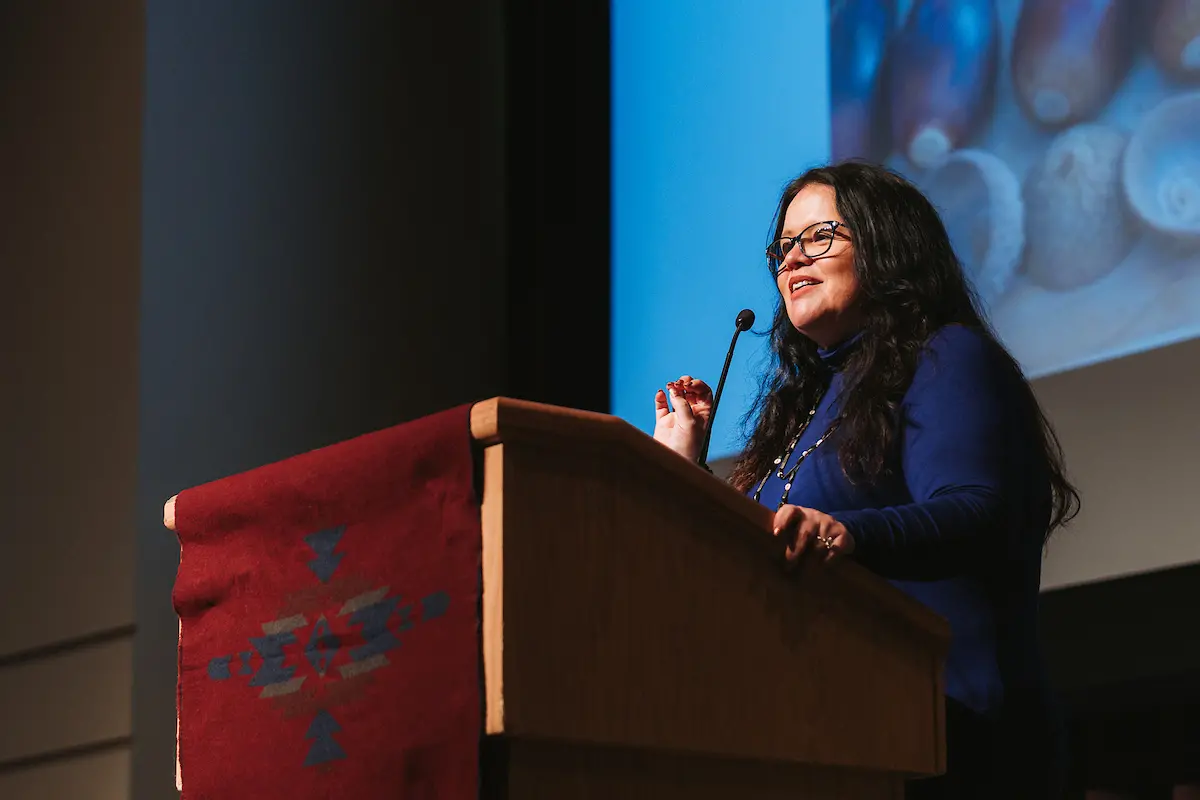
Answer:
[
  {"left": 204, "top": 527, "right": 453, "bottom": 768},
  {"left": 173, "top": 403, "right": 481, "bottom": 799}
]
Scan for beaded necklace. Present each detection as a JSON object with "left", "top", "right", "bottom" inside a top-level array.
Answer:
[{"left": 751, "top": 386, "right": 840, "bottom": 509}]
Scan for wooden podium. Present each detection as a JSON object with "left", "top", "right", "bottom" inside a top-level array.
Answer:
[
  {"left": 165, "top": 397, "right": 949, "bottom": 799},
  {"left": 469, "top": 398, "right": 948, "bottom": 799}
]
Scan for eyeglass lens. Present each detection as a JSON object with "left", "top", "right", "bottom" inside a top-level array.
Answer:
[{"left": 767, "top": 222, "right": 840, "bottom": 272}]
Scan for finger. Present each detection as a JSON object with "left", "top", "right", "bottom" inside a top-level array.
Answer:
[
  {"left": 820, "top": 521, "right": 851, "bottom": 563},
  {"left": 820, "top": 529, "right": 842, "bottom": 563},
  {"left": 654, "top": 389, "right": 669, "bottom": 420},
  {"left": 786, "top": 518, "right": 819, "bottom": 563},
  {"left": 772, "top": 505, "right": 800, "bottom": 538},
  {"left": 669, "top": 386, "right": 695, "bottom": 425},
  {"left": 682, "top": 391, "right": 709, "bottom": 418},
  {"left": 773, "top": 507, "right": 806, "bottom": 566},
  {"left": 687, "top": 378, "right": 715, "bottom": 403},
  {"left": 685, "top": 387, "right": 714, "bottom": 421}
]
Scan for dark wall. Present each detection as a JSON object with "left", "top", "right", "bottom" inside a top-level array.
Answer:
[
  {"left": 133, "top": 3, "right": 508, "bottom": 796},
  {"left": 504, "top": 0, "right": 612, "bottom": 410},
  {"left": 133, "top": 2, "right": 610, "bottom": 796},
  {"left": 1042, "top": 564, "right": 1200, "bottom": 791},
  {"left": 0, "top": 0, "right": 142, "bottom": 656}
]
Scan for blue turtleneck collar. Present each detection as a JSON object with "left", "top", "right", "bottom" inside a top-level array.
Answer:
[{"left": 816, "top": 330, "right": 864, "bottom": 371}]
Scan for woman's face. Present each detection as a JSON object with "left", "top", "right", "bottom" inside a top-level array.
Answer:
[{"left": 775, "top": 183, "right": 862, "bottom": 348}]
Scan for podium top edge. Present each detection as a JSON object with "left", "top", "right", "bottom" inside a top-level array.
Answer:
[{"left": 469, "top": 396, "right": 633, "bottom": 446}]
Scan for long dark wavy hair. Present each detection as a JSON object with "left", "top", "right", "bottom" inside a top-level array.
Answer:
[{"left": 727, "top": 161, "right": 1080, "bottom": 538}]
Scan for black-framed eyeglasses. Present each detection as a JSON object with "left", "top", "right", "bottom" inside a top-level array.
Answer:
[{"left": 766, "top": 220, "right": 850, "bottom": 275}]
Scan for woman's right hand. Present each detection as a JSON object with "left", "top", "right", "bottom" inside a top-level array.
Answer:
[{"left": 653, "top": 375, "right": 714, "bottom": 462}]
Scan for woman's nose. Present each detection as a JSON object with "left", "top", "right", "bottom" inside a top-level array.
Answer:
[{"left": 784, "top": 246, "right": 814, "bottom": 268}]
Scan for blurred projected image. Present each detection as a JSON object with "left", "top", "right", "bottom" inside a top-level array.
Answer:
[{"left": 830, "top": 0, "right": 1200, "bottom": 376}]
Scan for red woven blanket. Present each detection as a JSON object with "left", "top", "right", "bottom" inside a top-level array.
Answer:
[{"left": 172, "top": 405, "right": 481, "bottom": 799}]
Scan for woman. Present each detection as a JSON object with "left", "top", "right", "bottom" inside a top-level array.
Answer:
[{"left": 653, "top": 161, "right": 1078, "bottom": 798}]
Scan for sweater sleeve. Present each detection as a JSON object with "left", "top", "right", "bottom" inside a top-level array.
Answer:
[{"left": 830, "top": 326, "right": 1041, "bottom": 581}]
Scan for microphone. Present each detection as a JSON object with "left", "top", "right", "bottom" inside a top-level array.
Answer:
[{"left": 698, "top": 308, "right": 755, "bottom": 470}]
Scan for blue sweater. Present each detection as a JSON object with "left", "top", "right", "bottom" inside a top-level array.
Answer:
[{"left": 752, "top": 325, "right": 1053, "bottom": 718}]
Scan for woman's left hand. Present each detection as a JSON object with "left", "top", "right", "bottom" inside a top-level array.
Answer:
[{"left": 773, "top": 504, "right": 856, "bottom": 565}]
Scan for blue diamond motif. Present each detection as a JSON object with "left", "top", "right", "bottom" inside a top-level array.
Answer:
[{"left": 304, "top": 616, "right": 340, "bottom": 677}]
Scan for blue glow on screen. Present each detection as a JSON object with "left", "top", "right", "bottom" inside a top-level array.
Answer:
[
  {"left": 613, "top": 0, "right": 1200, "bottom": 462},
  {"left": 611, "top": 0, "right": 830, "bottom": 460}
]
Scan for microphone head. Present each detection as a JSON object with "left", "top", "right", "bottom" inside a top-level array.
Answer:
[{"left": 735, "top": 308, "right": 755, "bottom": 331}]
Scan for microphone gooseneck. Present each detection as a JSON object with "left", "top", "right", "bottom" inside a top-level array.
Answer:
[{"left": 698, "top": 308, "right": 755, "bottom": 470}]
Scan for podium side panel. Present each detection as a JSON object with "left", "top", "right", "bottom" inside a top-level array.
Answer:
[{"left": 491, "top": 440, "right": 944, "bottom": 776}]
